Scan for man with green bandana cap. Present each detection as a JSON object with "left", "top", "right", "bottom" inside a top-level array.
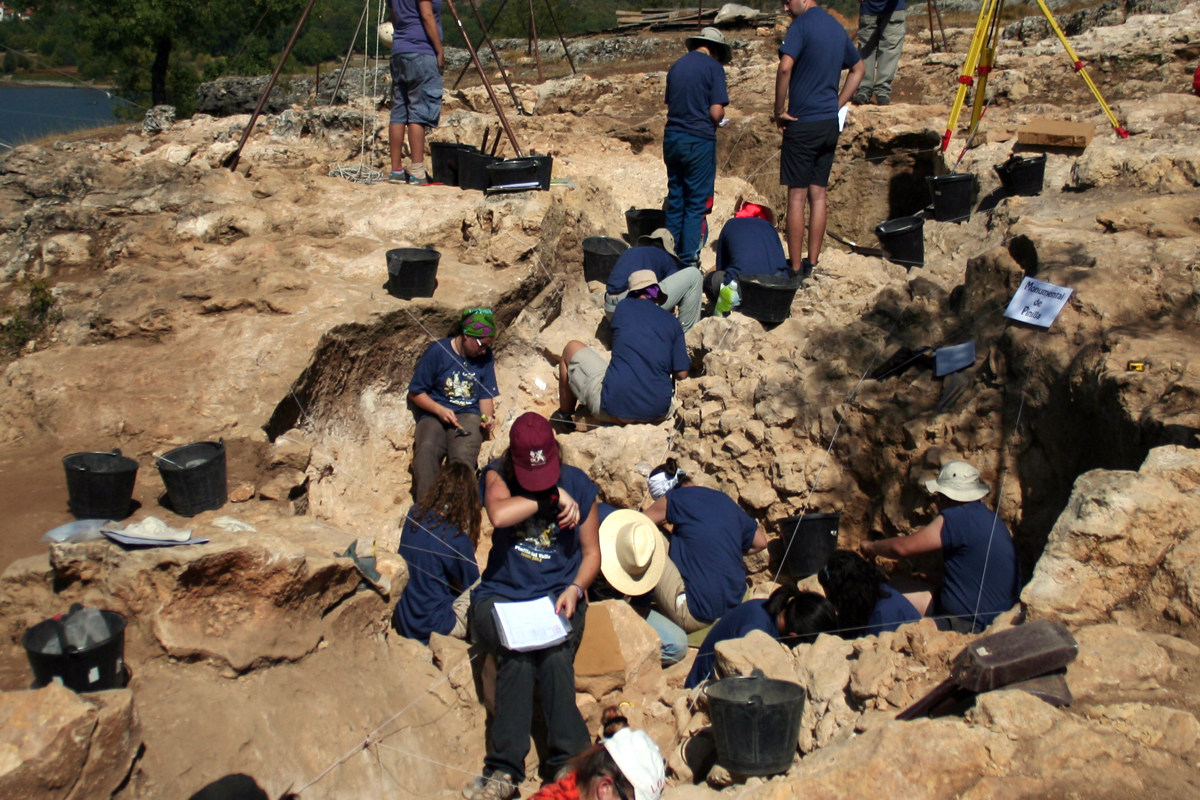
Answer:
[{"left": 407, "top": 308, "right": 499, "bottom": 500}]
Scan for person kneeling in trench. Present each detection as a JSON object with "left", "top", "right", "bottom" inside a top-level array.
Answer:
[
  {"left": 465, "top": 412, "right": 601, "bottom": 800},
  {"left": 559, "top": 271, "right": 689, "bottom": 426}
]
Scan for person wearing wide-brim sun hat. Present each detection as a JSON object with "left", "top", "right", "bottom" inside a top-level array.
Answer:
[
  {"left": 663, "top": 26, "right": 731, "bottom": 271},
  {"left": 862, "top": 460, "right": 1022, "bottom": 634}
]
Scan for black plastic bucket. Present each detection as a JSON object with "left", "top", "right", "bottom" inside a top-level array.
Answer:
[
  {"left": 386, "top": 247, "right": 440, "bottom": 299},
  {"left": 487, "top": 157, "right": 541, "bottom": 189},
  {"left": 459, "top": 148, "right": 498, "bottom": 191},
  {"left": 157, "top": 439, "right": 227, "bottom": 517},
  {"left": 528, "top": 153, "right": 553, "bottom": 190},
  {"left": 779, "top": 512, "right": 840, "bottom": 577},
  {"left": 874, "top": 216, "right": 925, "bottom": 267},
  {"left": 706, "top": 671, "right": 805, "bottom": 775},
  {"left": 738, "top": 274, "right": 799, "bottom": 325},
  {"left": 625, "top": 208, "right": 667, "bottom": 243},
  {"left": 994, "top": 154, "right": 1046, "bottom": 196},
  {"left": 582, "top": 236, "right": 628, "bottom": 283},
  {"left": 926, "top": 173, "right": 976, "bottom": 222},
  {"left": 62, "top": 450, "right": 139, "bottom": 520},
  {"left": 429, "top": 141, "right": 472, "bottom": 187},
  {"left": 23, "top": 610, "right": 128, "bottom": 692}
]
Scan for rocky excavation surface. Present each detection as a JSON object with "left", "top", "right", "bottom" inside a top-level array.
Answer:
[{"left": 1, "top": 4, "right": 1199, "bottom": 799}]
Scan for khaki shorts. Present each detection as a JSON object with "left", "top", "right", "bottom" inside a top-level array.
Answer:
[{"left": 567, "top": 346, "right": 609, "bottom": 417}]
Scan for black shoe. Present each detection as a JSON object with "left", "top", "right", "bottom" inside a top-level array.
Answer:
[
  {"left": 852, "top": 92, "right": 871, "bottom": 105},
  {"left": 874, "top": 94, "right": 891, "bottom": 106}
]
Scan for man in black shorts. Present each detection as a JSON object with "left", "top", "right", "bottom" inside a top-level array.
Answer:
[{"left": 774, "top": 0, "right": 864, "bottom": 279}]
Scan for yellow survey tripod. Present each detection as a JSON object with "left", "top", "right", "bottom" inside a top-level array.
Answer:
[{"left": 940, "top": 0, "right": 1130, "bottom": 152}]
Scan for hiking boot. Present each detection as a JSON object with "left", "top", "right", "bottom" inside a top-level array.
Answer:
[
  {"left": 465, "top": 771, "right": 517, "bottom": 800},
  {"left": 388, "top": 170, "right": 408, "bottom": 183},
  {"left": 874, "top": 94, "right": 891, "bottom": 106},
  {"left": 852, "top": 92, "right": 871, "bottom": 105}
]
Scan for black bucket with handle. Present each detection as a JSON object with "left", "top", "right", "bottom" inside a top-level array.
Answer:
[
  {"left": 62, "top": 450, "right": 139, "bottom": 520},
  {"left": 994, "top": 154, "right": 1047, "bottom": 196},
  {"left": 779, "top": 511, "right": 840, "bottom": 578},
  {"left": 23, "top": 607, "right": 128, "bottom": 692},
  {"left": 386, "top": 247, "right": 440, "bottom": 299},
  {"left": 156, "top": 439, "right": 227, "bottom": 517},
  {"left": 582, "top": 237, "right": 628, "bottom": 283},
  {"left": 705, "top": 670, "right": 805, "bottom": 775}
]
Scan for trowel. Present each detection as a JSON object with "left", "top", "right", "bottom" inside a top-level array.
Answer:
[{"left": 828, "top": 229, "right": 885, "bottom": 258}]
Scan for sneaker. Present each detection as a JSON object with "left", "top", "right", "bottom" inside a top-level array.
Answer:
[
  {"left": 388, "top": 170, "right": 407, "bottom": 183},
  {"left": 466, "top": 771, "right": 517, "bottom": 800},
  {"left": 406, "top": 171, "right": 431, "bottom": 186},
  {"left": 874, "top": 94, "right": 891, "bottom": 106}
]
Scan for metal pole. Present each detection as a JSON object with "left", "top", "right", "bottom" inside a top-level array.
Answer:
[
  {"left": 457, "top": 0, "right": 528, "bottom": 114},
  {"left": 328, "top": 0, "right": 372, "bottom": 106},
  {"left": 443, "top": 0, "right": 525, "bottom": 157},
  {"left": 452, "top": 0, "right": 511, "bottom": 89},
  {"left": 529, "top": 0, "right": 543, "bottom": 81},
  {"left": 540, "top": 0, "right": 576, "bottom": 75},
  {"left": 225, "top": 0, "right": 320, "bottom": 171}
]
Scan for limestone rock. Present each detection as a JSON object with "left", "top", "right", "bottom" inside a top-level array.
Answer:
[
  {"left": 712, "top": 629, "right": 795, "bottom": 683},
  {"left": 574, "top": 601, "right": 662, "bottom": 700},
  {"left": 1067, "top": 624, "right": 1176, "bottom": 699}
]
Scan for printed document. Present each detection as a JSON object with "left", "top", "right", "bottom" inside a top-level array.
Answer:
[{"left": 492, "top": 597, "right": 570, "bottom": 652}]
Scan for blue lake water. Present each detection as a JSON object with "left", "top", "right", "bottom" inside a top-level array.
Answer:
[{"left": 0, "top": 85, "right": 125, "bottom": 149}]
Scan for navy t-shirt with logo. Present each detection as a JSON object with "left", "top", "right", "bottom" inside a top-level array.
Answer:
[
  {"left": 779, "top": 7, "right": 862, "bottom": 123},
  {"left": 664, "top": 49, "right": 729, "bottom": 141},
  {"left": 600, "top": 298, "right": 688, "bottom": 422},
  {"left": 664, "top": 485, "right": 757, "bottom": 623},
  {"left": 474, "top": 460, "right": 599, "bottom": 602},
  {"left": 408, "top": 337, "right": 498, "bottom": 419}
]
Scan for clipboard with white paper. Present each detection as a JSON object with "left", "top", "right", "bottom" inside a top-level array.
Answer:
[{"left": 492, "top": 596, "right": 570, "bottom": 652}]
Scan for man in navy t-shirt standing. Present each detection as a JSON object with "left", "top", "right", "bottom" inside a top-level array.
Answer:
[
  {"left": 663, "top": 27, "right": 731, "bottom": 270},
  {"left": 774, "top": 0, "right": 863, "bottom": 279},
  {"left": 854, "top": 0, "right": 906, "bottom": 106}
]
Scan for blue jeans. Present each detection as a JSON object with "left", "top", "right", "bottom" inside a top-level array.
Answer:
[
  {"left": 645, "top": 609, "right": 688, "bottom": 666},
  {"left": 663, "top": 130, "right": 716, "bottom": 268}
]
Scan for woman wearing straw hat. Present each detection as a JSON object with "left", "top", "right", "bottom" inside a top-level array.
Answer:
[
  {"left": 663, "top": 26, "right": 731, "bottom": 270},
  {"left": 597, "top": 506, "right": 688, "bottom": 666},
  {"left": 862, "top": 460, "right": 1020, "bottom": 633}
]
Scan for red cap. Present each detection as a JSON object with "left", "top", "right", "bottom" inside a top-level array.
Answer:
[{"left": 509, "top": 412, "right": 560, "bottom": 492}]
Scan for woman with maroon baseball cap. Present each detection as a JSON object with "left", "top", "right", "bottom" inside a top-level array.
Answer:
[{"left": 465, "top": 412, "right": 601, "bottom": 800}]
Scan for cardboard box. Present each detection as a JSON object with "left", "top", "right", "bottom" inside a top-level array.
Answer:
[{"left": 1017, "top": 118, "right": 1095, "bottom": 148}]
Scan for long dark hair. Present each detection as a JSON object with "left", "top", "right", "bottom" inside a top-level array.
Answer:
[
  {"left": 765, "top": 585, "right": 837, "bottom": 646},
  {"left": 817, "top": 550, "right": 886, "bottom": 636},
  {"left": 569, "top": 743, "right": 635, "bottom": 799},
  {"left": 415, "top": 461, "right": 482, "bottom": 547}
]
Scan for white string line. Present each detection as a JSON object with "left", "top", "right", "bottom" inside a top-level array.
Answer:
[{"left": 292, "top": 650, "right": 482, "bottom": 795}]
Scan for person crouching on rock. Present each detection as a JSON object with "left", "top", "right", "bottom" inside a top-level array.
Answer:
[
  {"left": 861, "top": 460, "right": 1020, "bottom": 633},
  {"left": 816, "top": 549, "right": 920, "bottom": 638},
  {"left": 528, "top": 727, "right": 666, "bottom": 800},
  {"left": 642, "top": 460, "right": 768, "bottom": 633},
  {"left": 559, "top": 271, "right": 690, "bottom": 426},
  {"left": 407, "top": 307, "right": 498, "bottom": 500},
  {"left": 393, "top": 461, "right": 481, "bottom": 644},
  {"left": 465, "top": 412, "right": 601, "bottom": 800},
  {"left": 685, "top": 585, "right": 836, "bottom": 688}
]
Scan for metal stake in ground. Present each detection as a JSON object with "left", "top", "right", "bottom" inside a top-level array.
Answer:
[{"left": 443, "top": 0, "right": 525, "bottom": 158}]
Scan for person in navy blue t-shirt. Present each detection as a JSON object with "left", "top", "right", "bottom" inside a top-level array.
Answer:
[
  {"left": 686, "top": 586, "right": 836, "bottom": 687},
  {"left": 466, "top": 412, "right": 600, "bottom": 798},
  {"left": 862, "top": 460, "right": 1021, "bottom": 633},
  {"left": 817, "top": 550, "right": 920, "bottom": 638},
  {"left": 407, "top": 308, "right": 499, "bottom": 500},
  {"left": 663, "top": 27, "right": 731, "bottom": 269},
  {"left": 705, "top": 191, "right": 790, "bottom": 305},
  {"left": 394, "top": 461, "right": 481, "bottom": 645},
  {"left": 603, "top": 229, "right": 703, "bottom": 333},
  {"left": 774, "top": 0, "right": 863, "bottom": 279},
  {"left": 559, "top": 271, "right": 690, "bottom": 425},
  {"left": 642, "top": 460, "right": 767, "bottom": 632}
]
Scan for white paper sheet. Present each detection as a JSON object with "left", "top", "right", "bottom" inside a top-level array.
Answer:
[
  {"left": 492, "top": 596, "right": 570, "bottom": 652},
  {"left": 838, "top": 105, "right": 849, "bottom": 131}
]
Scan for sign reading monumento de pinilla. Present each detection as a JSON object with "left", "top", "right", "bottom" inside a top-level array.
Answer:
[{"left": 1004, "top": 277, "right": 1073, "bottom": 328}]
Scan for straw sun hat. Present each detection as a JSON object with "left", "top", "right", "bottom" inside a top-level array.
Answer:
[
  {"left": 925, "top": 460, "right": 989, "bottom": 502},
  {"left": 599, "top": 510, "right": 668, "bottom": 596}
]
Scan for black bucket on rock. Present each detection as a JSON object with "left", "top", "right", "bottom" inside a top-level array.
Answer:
[
  {"left": 625, "top": 208, "right": 666, "bottom": 242},
  {"left": 582, "top": 236, "right": 628, "bottom": 283},
  {"left": 706, "top": 670, "right": 805, "bottom": 776},
  {"left": 429, "top": 141, "right": 472, "bottom": 187},
  {"left": 874, "top": 216, "right": 925, "bottom": 267},
  {"left": 528, "top": 153, "right": 553, "bottom": 190},
  {"left": 386, "top": 247, "right": 440, "bottom": 299},
  {"left": 157, "top": 439, "right": 227, "bottom": 517},
  {"left": 23, "top": 608, "right": 128, "bottom": 692},
  {"left": 738, "top": 274, "right": 799, "bottom": 325},
  {"left": 779, "top": 512, "right": 840, "bottom": 578},
  {"left": 62, "top": 450, "right": 139, "bottom": 520},
  {"left": 487, "top": 157, "right": 542, "bottom": 189},
  {"left": 994, "top": 154, "right": 1046, "bottom": 196},
  {"left": 926, "top": 173, "right": 976, "bottom": 222},
  {"left": 458, "top": 148, "right": 498, "bottom": 191}
]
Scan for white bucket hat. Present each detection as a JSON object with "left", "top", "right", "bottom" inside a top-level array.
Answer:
[
  {"left": 603, "top": 728, "right": 666, "bottom": 800},
  {"left": 686, "top": 26, "right": 732, "bottom": 65},
  {"left": 599, "top": 509, "right": 668, "bottom": 596},
  {"left": 636, "top": 227, "right": 678, "bottom": 259},
  {"left": 925, "top": 460, "right": 989, "bottom": 502}
]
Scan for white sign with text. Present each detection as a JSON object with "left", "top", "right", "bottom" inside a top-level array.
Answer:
[{"left": 1004, "top": 277, "right": 1073, "bottom": 328}]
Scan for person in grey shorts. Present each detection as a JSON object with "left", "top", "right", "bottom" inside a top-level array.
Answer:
[{"left": 388, "top": 0, "right": 444, "bottom": 185}]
